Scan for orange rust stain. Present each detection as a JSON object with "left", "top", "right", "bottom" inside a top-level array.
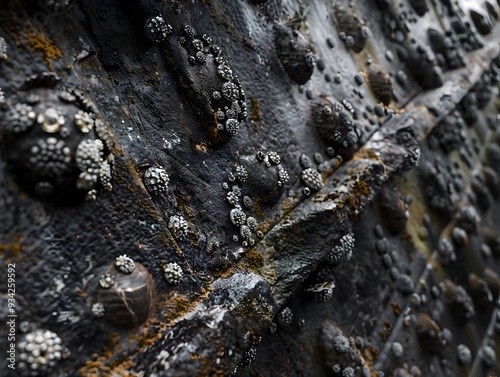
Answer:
[
  {"left": 195, "top": 141, "right": 208, "bottom": 153},
  {"left": 390, "top": 302, "right": 401, "bottom": 315},
  {"left": 26, "top": 30, "right": 61, "bottom": 70},
  {"left": 250, "top": 97, "right": 261, "bottom": 121}
]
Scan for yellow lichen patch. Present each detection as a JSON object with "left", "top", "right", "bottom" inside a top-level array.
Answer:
[
  {"left": 390, "top": 302, "right": 401, "bottom": 315},
  {"left": 352, "top": 179, "right": 370, "bottom": 197},
  {"left": 245, "top": 250, "right": 265, "bottom": 270},
  {"left": 362, "top": 346, "right": 378, "bottom": 369},
  {"left": 109, "top": 357, "right": 136, "bottom": 376},
  {"left": 250, "top": 97, "right": 261, "bottom": 121},
  {"left": 78, "top": 354, "right": 112, "bottom": 376},
  {"left": 211, "top": 263, "right": 238, "bottom": 279},
  {"left": 26, "top": 30, "right": 61, "bottom": 70},
  {"left": 0, "top": 235, "right": 32, "bottom": 263}
]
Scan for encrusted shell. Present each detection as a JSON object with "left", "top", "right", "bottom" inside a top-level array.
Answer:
[
  {"left": 91, "top": 260, "right": 155, "bottom": 328},
  {"left": 367, "top": 63, "right": 393, "bottom": 106},
  {"left": 412, "top": 313, "right": 442, "bottom": 350},
  {"left": 311, "top": 96, "right": 360, "bottom": 156},
  {"left": 274, "top": 24, "right": 316, "bottom": 85},
  {"left": 377, "top": 184, "right": 406, "bottom": 235},
  {"left": 333, "top": 4, "right": 369, "bottom": 53}
]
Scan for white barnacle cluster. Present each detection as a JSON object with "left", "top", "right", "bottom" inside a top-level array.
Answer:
[
  {"left": 74, "top": 110, "right": 94, "bottom": 133},
  {"left": 168, "top": 214, "right": 189, "bottom": 239},
  {"left": 75, "top": 138, "right": 112, "bottom": 197},
  {"left": 223, "top": 163, "right": 263, "bottom": 247},
  {"left": 30, "top": 137, "right": 72, "bottom": 178},
  {"left": 259, "top": 150, "right": 290, "bottom": 187},
  {"left": 277, "top": 306, "right": 293, "bottom": 327},
  {"left": 177, "top": 23, "right": 247, "bottom": 137},
  {"left": 144, "top": 16, "right": 173, "bottom": 43},
  {"left": 5, "top": 103, "right": 36, "bottom": 134},
  {"left": 115, "top": 254, "right": 136, "bottom": 274},
  {"left": 232, "top": 164, "right": 248, "bottom": 182},
  {"left": 333, "top": 333, "right": 350, "bottom": 353},
  {"left": 99, "top": 273, "right": 114, "bottom": 289},
  {"left": 162, "top": 262, "right": 183, "bottom": 285},
  {"left": 329, "top": 233, "right": 355, "bottom": 267},
  {"left": 18, "top": 329, "right": 70, "bottom": 376},
  {"left": 91, "top": 302, "right": 105, "bottom": 318},
  {"left": 301, "top": 167, "right": 324, "bottom": 191},
  {"left": 1, "top": 86, "right": 114, "bottom": 201},
  {"left": 0, "top": 88, "right": 5, "bottom": 104},
  {"left": 144, "top": 166, "right": 170, "bottom": 196}
]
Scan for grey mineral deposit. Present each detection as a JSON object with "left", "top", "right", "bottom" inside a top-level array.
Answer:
[{"left": 0, "top": 0, "right": 500, "bottom": 376}]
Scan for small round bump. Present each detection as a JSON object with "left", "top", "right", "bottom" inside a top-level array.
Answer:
[
  {"left": 144, "top": 16, "right": 172, "bottom": 43},
  {"left": 144, "top": 166, "right": 170, "bottom": 196},
  {"left": 301, "top": 168, "right": 323, "bottom": 191},
  {"left": 162, "top": 262, "right": 183, "bottom": 285}
]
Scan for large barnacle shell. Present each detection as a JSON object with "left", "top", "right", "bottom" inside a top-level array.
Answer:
[
  {"left": 273, "top": 24, "right": 316, "bottom": 85},
  {"left": 412, "top": 313, "right": 442, "bottom": 351},
  {"left": 91, "top": 260, "right": 156, "bottom": 328},
  {"left": 377, "top": 184, "right": 406, "bottom": 235},
  {"left": 470, "top": 9, "right": 495, "bottom": 35},
  {"left": 242, "top": 158, "right": 286, "bottom": 204},
  {"left": 367, "top": 63, "right": 393, "bottom": 106},
  {"left": 310, "top": 95, "right": 360, "bottom": 159},
  {"left": 333, "top": 4, "right": 369, "bottom": 53}
]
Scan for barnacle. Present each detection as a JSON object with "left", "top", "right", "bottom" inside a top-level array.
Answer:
[
  {"left": 168, "top": 214, "right": 188, "bottom": 234},
  {"left": 233, "top": 164, "right": 248, "bottom": 182},
  {"left": 144, "top": 16, "right": 172, "bottom": 43},
  {"left": 162, "top": 262, "right": 183, "bottom": 285},
  {"left": 230, "top": 208, "right": 247, "bottom": 226},
  {"left": 4, "top": 103, "right": 36, "bottom": 134},
  {"left": 144, "top": 166, "right": 170, "bottom": 196},
  {"left": 333, "top": 333, "right": 350, "bottom": 353},
  {"left": 367, "top": 63, "right": 393, "bottom": 106},
  {"left": 91, "top": 302, "right": 105, "bottom": 318},
  {"left": 74, "top": 110, "right": 94, "bottom": 133},
  {"left": 91, "top": 260, "right": 155, "bottom": 328},
  {"left": 75, "top": 139, "right": 103, "bottom": 190},
  {"left": 277, "top": 307, "right": 293, "bottom": 326},
  {"left": 329, "top": 233, "right": 355, "bottom": 267},
  {"left": 18, "top": 329, "right": 70, "bottom": 376},
  {"left": 115, "top": 254, "right": 136, "bottom": 274},
  {"left": 301, "top": 168, "right": 323, "bottom": 191},
  {"left": 37, "top": 107, "right": 65, "bottom": 133},
  {"left": 274, "top": 24, "right": 316, "bottom": 85},
  {"left": 480, "top": 344, "right": 497, "bottom": 366},
  {"left": 333, "top": 4, "right": 369, "bottom": 53},
  {"left": 30, "top": 137, "right": 72, "bottom": 178},
  {"left": 155, "top": 24, "right": 246, "bottom": 146},
  {"left": 311, "top": 96, "right": 360, "bottom": 154},
  {"left": 456, "top": 344, "right": 472, "bottom": 365}
]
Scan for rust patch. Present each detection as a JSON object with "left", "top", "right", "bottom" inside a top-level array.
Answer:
[
  {"left": 250, "top": 97, "right": 261, "bottom": 121},
  {"left": 26, "top": 30, "right": 61, "bottom": 70}
]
